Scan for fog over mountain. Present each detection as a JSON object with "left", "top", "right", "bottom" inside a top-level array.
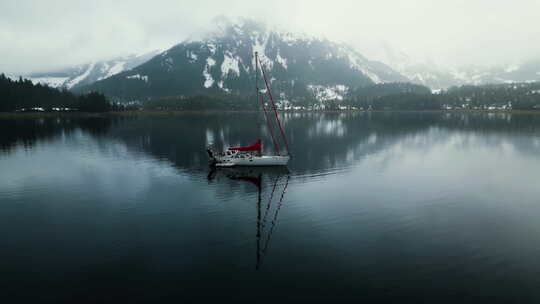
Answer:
[
  {"left": 76, "top": 17, "right": 408, "bottom": 101},
  {"left": 2, "top": 0, "right": 540, "bottom": 76},
  {"left": 362, "top": 42, "right": 540, "bottom": 90}
]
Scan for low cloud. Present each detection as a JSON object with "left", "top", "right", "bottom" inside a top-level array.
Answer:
[{"left": 2, "top": 0, "right": 540, "bottom": 74}]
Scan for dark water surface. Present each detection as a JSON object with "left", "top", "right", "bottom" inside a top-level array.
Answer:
[{"left": 2, "top": 112, "right": 540, "bottom": 303}]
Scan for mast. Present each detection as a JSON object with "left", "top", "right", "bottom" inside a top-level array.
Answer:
[
  {"left": 258, "top": 57, "right": 290, "bottom": 155},
  {"left": 256, "top": 173, "right": 290, "bottom": 269},
  {"left": 255, "top": 51, "right": 258, "bottom": 104},
  {"left": 255, "top": 52, "right": 280, "bottom": 154},
  {"left": 256, "top": 173, "right": 261, "bottom": 270}
]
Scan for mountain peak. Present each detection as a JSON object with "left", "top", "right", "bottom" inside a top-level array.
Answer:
[
  {"left": 79, "top": 17, "right": 408, "bottom": 101},
  {"left": 206, "top": 16, "right": 264, "bottom": 39}
]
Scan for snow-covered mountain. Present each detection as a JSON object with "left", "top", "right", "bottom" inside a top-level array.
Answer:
[
  {"left": 14, "top": 50, "right": 160, "bottom": 89},
  {"left": 449, "top": 61, "right": 540, "bottom": 85},
  {"left": 79, "top": 17, "right": 408, "bottom": 101},
  {"left": 365, "top": 43, "right": 540, "bottom": 90},
  {"left": 402, "top": 62, "right": 540, "bottom": 91}
]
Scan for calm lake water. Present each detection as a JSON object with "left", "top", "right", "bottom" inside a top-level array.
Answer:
[{"left": 2, "top": 112, "right": 540, "bottom": 303}]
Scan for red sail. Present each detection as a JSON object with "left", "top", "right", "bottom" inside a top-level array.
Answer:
[{"left": 228, "top": 140, "right": 262, "bottom": 152}]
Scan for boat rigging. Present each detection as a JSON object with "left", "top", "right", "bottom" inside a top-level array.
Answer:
[{"left": 207, "top": 52, "right": 290, "bottom": 167}]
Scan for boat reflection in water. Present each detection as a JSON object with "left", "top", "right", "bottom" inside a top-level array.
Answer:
[{"left": 207, "top": 167, "right": 290, "bottom": 270}]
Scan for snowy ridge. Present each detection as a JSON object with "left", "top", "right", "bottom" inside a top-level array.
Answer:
[
  {"left": 66, "top": 62, "right": 95, "bottom": 88},
  {"left": 18, "top": 50, "right": 161, "bottom": 89},
  {"left": 100, "top": 61, "right": 126, "bottom": 80},
  {"left": 24, "top": 76, "right": 70, "bottom": 88},
  {"left": 364, "top": 43, "right": 540, "bottom": 89}
]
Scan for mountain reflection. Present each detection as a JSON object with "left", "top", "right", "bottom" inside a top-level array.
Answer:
[{"left": 2, "top": 112, "right": 540, "bottom": 174}]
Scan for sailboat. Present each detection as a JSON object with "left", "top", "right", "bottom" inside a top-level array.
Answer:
[{"left": 207, "top": 52, "right": 290, "bottom": 167}]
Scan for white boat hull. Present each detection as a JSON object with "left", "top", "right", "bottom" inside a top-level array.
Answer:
[{"left": 213, "top": 154, "right": 290, "bottom": 167}]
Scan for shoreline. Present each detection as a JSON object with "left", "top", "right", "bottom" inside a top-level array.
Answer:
[{"left": 1, "top": 109, "right": 540, "bottom": 118}]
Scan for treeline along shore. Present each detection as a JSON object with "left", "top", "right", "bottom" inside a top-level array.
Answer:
[
  {"left": 2, "top": 74, "right": 540, "bottom": 114},
  {"left": 0, "top": 74, "right": 114, "bottom": 113}
]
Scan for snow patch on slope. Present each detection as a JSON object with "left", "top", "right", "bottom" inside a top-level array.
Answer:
[
  {"left": 347, "top": 53, "right": 381, "bottom": 84},
  {"left": 217, "top": 80, "right": 230, "bottom": 92},
  {"left": 6, "top": 75, "right": 18, "bottom": 81},
  {"left": 252, "top": 33, "right": 273, "bottom": 70},
  {"left": 203, "top": 57, "right": 216, "bottom": 88},
  {"left": 187, "top": 50, "right": 198, "bottom": 62},
  {"left": 66, "top": 63, "right": 95, "bottom": 88},
  {"left": 163, "top": 57, "right": 174, "bottom": 71},
  {"left": 221, "top": 52, "right": 240, "bottom": 77},
  {"left": 27, "top": 77, "right": 70, "bottom": 88},
  {"left": 276, "top": 51, "right": 288, "bottom": 69},
  {"left": 308, "top": 84, "right": 348, "bottom": 101},
  {"left": 207, "top": 43, "right": 217, "bottom": 55},
  {"left": 101, "top": 61, "right": 126, "bottom": 80},
  {"left": 126, "top": 74, "right": 148, "bottom": 82},
  {"left": 333, "top": 44, "right": 386, "bottom": 83}
]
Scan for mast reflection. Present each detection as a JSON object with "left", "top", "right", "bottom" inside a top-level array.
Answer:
[{"left": 207, "top": 167, "right": 290, "bottom": 270}]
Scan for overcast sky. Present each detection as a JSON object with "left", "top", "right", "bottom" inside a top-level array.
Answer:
[{"left": 2, "top": 0, "right": 540, "bottom": 74}]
